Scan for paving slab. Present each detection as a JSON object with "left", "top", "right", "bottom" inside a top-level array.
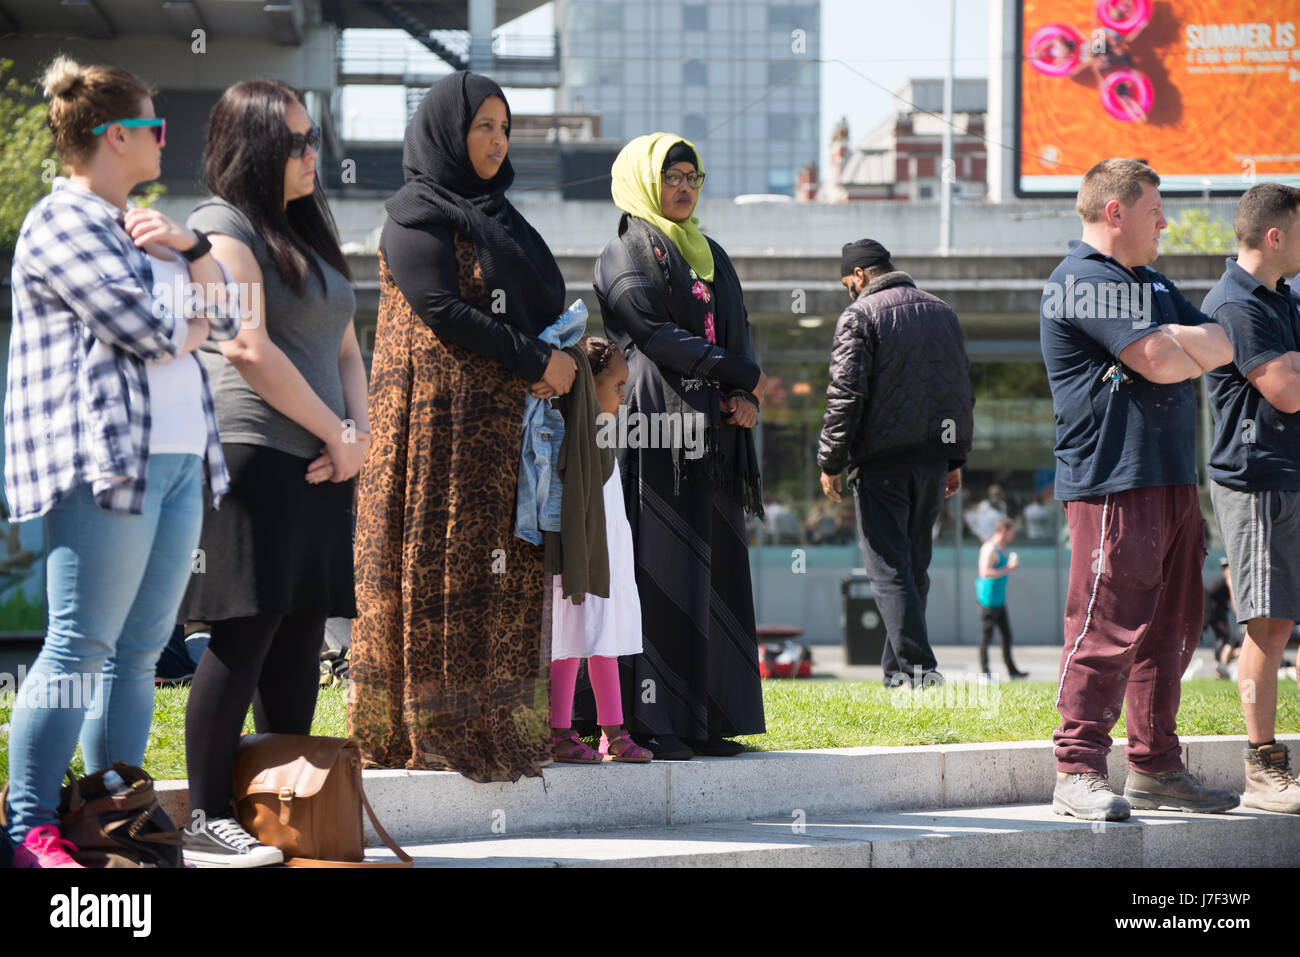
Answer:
[{"left": 361, "top": 804, "right": 1300, "bottom": 868}]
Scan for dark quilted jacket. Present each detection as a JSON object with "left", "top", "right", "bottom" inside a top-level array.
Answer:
[{"left": 817, "top": 272, "right": 974, "bottom": 476}]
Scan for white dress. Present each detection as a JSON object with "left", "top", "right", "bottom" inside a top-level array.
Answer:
[{"left": 551, "top": 459, "right": 643, "bottom": 660}]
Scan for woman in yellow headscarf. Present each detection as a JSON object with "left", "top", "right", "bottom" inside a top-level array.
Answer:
[{"left": 584, "top": 133, "right": 767, "bottom": 759}]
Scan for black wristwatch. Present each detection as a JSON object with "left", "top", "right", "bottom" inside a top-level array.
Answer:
[{"left": 180, "top": 229, "right": 212, "bottom": 262}]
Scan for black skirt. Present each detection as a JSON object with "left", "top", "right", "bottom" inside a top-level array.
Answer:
[{"left": 179, "top": 443, "right": 356, "bottom": 622}]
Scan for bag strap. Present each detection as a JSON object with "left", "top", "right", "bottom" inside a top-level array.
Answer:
[{"left": 283, "top": 781, "right": 414, "bottom": 869}]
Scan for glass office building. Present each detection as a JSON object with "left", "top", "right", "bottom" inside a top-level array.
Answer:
[{"left": 555, "top": 0, "right": 821, "bottom": 198}]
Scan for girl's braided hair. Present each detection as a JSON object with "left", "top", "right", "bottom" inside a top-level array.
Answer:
[{"left": 580, "top": 335, "right": 619, "bottom": 377}]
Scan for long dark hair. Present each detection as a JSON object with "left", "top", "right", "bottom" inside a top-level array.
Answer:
[{"left": 200, "top": 79, "right": 350, "bottom": 296}]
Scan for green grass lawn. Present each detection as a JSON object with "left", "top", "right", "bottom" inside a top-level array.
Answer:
[{"left": 0, "top": 678, "right": 1295, "bottom": 784}]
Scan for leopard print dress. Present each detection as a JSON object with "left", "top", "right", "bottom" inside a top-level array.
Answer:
[{"left": 347, "top": 233, "right": 552, "bottom": 783}]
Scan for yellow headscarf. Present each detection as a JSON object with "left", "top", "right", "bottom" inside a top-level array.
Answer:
[{"left": 610, "top": 132, "right": 715, "bottom": 283}]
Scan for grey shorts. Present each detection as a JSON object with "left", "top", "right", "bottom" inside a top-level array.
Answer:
[{"left": 1210, "top": 481, "right": 1300, "bottom": 624}]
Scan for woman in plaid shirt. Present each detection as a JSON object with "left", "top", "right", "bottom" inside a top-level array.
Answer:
[{"left": 2, "top": 58, "right": 239, "bottom": 868}]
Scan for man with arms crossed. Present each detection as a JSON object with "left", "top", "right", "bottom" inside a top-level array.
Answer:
[
  {"left": 1203, "top": 182, "right": 1300, "bottom": 813},
  {"left": 1041, "top": 158, "right": 1239, "bottom": 820}
]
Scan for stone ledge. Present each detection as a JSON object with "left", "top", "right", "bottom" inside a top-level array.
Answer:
[{"left": 151, "top": 733, "right": 1299, "bottom": 844}]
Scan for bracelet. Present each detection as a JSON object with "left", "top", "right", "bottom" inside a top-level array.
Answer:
[
  {"left": 180, "top": 229, "right": 211, "bottom": 263},
  {"left": 729, "top": 390, "right": 759, "bottom": 410}
]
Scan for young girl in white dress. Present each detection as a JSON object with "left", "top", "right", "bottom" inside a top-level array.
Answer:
[{"left": 549, "top": 337, "right": 652, "bottom": 763}]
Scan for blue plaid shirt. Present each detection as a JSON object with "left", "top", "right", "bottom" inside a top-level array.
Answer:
[{"left": 5, "top": 178, "right": 240, "bottom": 521}]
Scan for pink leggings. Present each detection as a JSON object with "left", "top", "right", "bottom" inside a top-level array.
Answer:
[{"left": 550, "top": 656, "right": 622, "bottom": 728}]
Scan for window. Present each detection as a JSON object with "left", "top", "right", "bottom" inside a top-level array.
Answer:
[
  {"left": 683, "top": 4, "right": 707, "bottom": 30},
  {"left": 769, "top": 4, "right": 809, "bottom": 31},
  {"left": 768, "top": 60, "right": 816, "bottom": 88},
  {"left": 683, "top": 60, "right": 707, "bottom": 85},
  {"left": 682, "top": 113, "right": 708, "bottom": 141},
  {"left": 565, "top": 2, "right": 622, "bottom": 31},
  {"left": 793, "top": 113, "right": 818, "bottom": 142},
  {"left": 768, "top": 112, "right": 793, "bottom": 140},
  {"left": 766, "top": 166, "right": 795, "bottom": 194},
  {"left": 566, "top": 58, "right": 623, "bottom": 86}
]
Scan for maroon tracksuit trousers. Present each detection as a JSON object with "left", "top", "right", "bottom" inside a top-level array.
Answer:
[{"left": 1053, "top": 485, "right": 1205, "bottom": 775}]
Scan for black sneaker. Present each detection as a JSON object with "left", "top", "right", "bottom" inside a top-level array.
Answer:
[{"left": 182, "top": 817, "right": 284, "bottom": 868}]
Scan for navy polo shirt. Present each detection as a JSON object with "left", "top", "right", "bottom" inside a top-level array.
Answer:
[
  {"left": 1204, "top": 259, "right": 1300, "bottom": 491},
  {"left": 1040, "top": 240, "right": 1211, "bottom": 501}
]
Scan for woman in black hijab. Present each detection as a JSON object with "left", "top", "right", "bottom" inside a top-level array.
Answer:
[{"left": 348, "top": 72, "right": 575, "bottom": 782}]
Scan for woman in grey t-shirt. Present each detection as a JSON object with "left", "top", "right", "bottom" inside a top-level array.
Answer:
[{"left": 178, "top": 80, "right": 366, "bottom": 868}]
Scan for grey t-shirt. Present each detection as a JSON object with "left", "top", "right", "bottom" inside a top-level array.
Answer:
[{"left": 188, "top": 197, "right": 356, "bottom": 460}]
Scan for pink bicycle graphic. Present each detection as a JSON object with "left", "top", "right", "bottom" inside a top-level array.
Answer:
[{"left": 1028, "top": 0, "right": 1155, "bottom": 123}]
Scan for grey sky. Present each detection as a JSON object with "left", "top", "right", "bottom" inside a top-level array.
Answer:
[{"left": 340, "top": 0, "right": 994, "bottom": 175}]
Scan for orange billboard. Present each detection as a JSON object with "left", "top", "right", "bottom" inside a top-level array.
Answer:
[{"left": 1017, "top": 0, "right": 1300, "bottom": 195}]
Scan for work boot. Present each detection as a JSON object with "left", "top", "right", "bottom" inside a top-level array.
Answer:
[
  {"left": 1241, "top": 743, "right": 1300, "bottom": 814},
  {"left": 1052, "top": 771, "right": 1131, "bottom": 821},
  {"left": 1123, "top": 768, "right": 1239, "bottom": 813}
]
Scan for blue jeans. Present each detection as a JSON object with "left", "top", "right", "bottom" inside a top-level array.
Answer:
[{"left": 5, "top": 454, "right": 203, "bottom": 843}]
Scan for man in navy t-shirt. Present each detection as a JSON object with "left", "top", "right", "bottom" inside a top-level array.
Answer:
[
  {"left": 1204, "top": 182, "right": 1300, "bottom": 814},
  {"left": 1041, "top": 158, "right": 1238, "bottom": 822}
]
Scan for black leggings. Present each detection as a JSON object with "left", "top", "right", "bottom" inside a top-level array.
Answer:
[
  {"left": 978, "top": 604, "right": 1015, "bottom": 674},
  {"left": 185, "top": 612, "right": 326, "bottom": 818}
]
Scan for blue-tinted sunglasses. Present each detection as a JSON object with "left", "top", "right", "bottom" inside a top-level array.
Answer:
[
  {"left": 91, "top": 117, "right": 166, "bottom": 145},
  {"left": 289, "top": 126, "right": 321, "bottom": 158}
]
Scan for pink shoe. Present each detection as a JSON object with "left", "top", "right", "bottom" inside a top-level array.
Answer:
[
  {"left": 599, "top": 730, "right": 653, "bottom": 763},
  {"left": 14, "top": 825, "right": 83, "bottom": 868}
]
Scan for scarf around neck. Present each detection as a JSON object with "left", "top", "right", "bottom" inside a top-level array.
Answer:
[
  {"left": 610, "top": 132, "right": 715, "bottom": 283},
  {"left": 617, "top": 213, "right": 763, "bottom": 519},
  {"left": 384, "top": 71, "right": 565, "bottom": 334}
]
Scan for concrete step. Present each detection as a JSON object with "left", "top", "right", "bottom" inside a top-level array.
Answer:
[
  {"left": 154, "top": 733, "right": 1300, "bottom": 845},
  {"left": 361, "top": 804, "right": 1300, "bottom": 868}
]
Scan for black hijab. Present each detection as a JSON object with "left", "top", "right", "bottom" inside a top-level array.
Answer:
[{"left": 384, "top": 71, "right": 566, "bottom": 335}]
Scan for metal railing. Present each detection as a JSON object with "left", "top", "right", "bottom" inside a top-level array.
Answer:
[{"left": 338, "top": 31, "right": 559, "bottom": 82}]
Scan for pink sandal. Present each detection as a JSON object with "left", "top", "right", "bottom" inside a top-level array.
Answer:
[
  {"left": 599, "top": 730, "right": 653, "bottom": 763},
  {"left": 552, "top": 729, "right": 601, "bottom": 764}
]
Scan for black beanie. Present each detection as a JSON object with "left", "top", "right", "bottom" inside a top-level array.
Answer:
[
  {"left": 840, "top": 238, "right": 892, "bottom": 277},
  {"left": 663, "top": 141, "right": 699, "bottom": 171}
]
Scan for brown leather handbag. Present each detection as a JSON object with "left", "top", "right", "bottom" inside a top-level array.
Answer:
[
  {"left": 1, "top": 763, "right": 182, "bottom": 868},
  {"left": 232, "top": 733, "right": 412, "bottom": 868}
]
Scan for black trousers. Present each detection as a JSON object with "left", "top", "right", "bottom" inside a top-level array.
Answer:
[
  {"left": 852, "top": 461, "right": 947, "bottom": 685},
  {"left": 978, "top": 604, "right": 1016, "bottom": 673}
]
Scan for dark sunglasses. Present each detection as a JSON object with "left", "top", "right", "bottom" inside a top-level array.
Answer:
[
  {"left": 91, "top": 117, "right": 166, "bottom": 146},
  {"left": 289, "top": 126, "right": 321, "bottom": 158}
]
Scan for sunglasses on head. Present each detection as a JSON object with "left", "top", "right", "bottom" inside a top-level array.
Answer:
[
  {"left": 289, "top": 126, "right": 321, "bottom": 158},
  {"left": 91, "top": 117, "right": 165, "bottom": 146}
]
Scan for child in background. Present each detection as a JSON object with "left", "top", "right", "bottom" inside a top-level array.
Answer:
[{"left": 549, "top": 337, "right": 652, "bottom": 763}]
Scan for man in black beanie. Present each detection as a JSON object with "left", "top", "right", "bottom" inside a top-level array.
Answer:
[{"left": 817, "top": 239, "right": 974, "bottom": 687}]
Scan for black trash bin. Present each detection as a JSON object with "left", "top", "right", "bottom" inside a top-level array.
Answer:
[{"left": 842, "top": 571, "right": 887, "bottom": 666}]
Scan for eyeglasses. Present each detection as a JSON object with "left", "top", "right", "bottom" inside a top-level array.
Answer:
[
  {"left": 289, "top": 126, "right": 321, "bottom": 158},
  {"left": 662, "top": 170, "right": 706, "bottom": 189},
  {"left": 91, "top": 117, "right": 165, "bottom": 145}
]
